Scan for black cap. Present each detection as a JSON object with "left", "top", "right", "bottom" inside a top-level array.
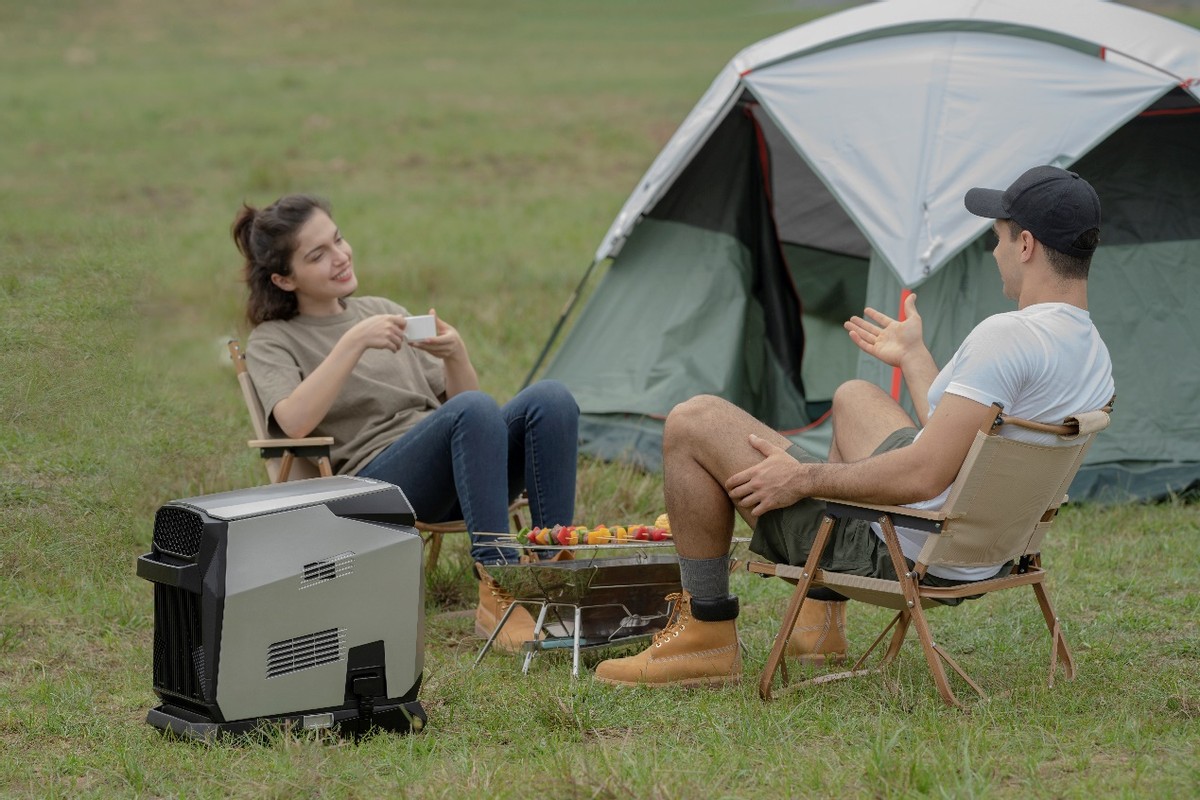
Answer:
[{"left": 964, "top": 166, "right": 1101, "bottom": 257}]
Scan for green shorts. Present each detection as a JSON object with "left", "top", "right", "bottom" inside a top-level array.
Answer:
[{"left": 749, "top": 427, "right": 1001, "bottom": 604}]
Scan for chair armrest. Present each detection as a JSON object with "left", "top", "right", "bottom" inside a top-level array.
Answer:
[
  {"left": 248, "top": 437, "right": 335, "bottom": 448},
  {"left": 248, "top": 437, "right": 335, "bottom": 461},
  {"left": 817, "top": 498, "right": 949, "bottom": 534}
]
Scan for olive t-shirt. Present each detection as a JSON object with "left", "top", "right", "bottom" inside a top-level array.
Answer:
[{"left": 245, "top": 296, "right": 447, "bottom": 475}]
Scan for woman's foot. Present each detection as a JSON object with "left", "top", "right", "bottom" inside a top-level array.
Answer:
[{"left": 474, "top": 562, "right": 541, "bottom": 652}]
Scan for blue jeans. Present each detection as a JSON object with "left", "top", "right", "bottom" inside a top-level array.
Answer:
[{"left": 357, "top": 380, "right": 579, "bottom": 564}]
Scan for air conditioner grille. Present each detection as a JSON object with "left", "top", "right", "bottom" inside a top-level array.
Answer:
[
  {"left": 266, "top": 628, "right": 346, "bottom": 679},
  {"left": 153, "top": 507, "right": 205, "bottom": 560},
  {"left": 300, "top": 551, "right": 355, "bottom": 589},
  {"left": 152, "top": 584, "right": 205, "bottom": 702}
]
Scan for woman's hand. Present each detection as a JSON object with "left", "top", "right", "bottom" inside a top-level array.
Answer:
[
  {"left": 345, "top": 314, "right": 408, "bottom": 353},
  {"left": 844, "top": 292, "right": 925, "bottom": 369},
  {"left": 409, "top": 310, "right": 467, "bottom": 362},
  {"left": 410, "top": 309, "right": 479, "bottom": 397}
]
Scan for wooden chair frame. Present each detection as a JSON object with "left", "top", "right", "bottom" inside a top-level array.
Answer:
[
  {"left": 750, "top": 401, "right": 1112, "bottom": 708},
  {"left": 227, "top": 339, "right": 526, "bottom": 572},
  {"left": 228, "top": 339, "right": 335, "bottom": 483}
]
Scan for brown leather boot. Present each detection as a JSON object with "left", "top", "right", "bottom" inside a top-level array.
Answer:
[
  {"left": 785, "top": 598, "right": 848, "bottom": 664},
  {"left": 594, "top": 592, "right": 742, "bottom": 687},
  {"left": 475, "top": 562, "right": 542, "bottom": 653}
]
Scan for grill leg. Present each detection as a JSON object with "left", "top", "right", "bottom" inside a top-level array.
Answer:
[{"left": 572, "top": 605, "right": 583, "bottom": 678}]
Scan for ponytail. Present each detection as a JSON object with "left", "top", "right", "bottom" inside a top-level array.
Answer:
[{"left": 233, "top": 194, "right": 331, "bottom": 325}]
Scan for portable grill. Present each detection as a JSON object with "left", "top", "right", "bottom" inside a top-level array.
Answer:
[
  {"left": 474, "top": 541, "right": 684, "bottom": 676},
  {"left": 136, "top": 476, "right": 426, "bottom": 739}
]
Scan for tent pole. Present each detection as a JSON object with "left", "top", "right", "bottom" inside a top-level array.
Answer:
[{"left": 521, "top": 258, "right": 602, "bottom": 390}]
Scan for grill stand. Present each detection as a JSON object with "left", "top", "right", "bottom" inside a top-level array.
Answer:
[
  {"left": 475, "top": 597, "right": 673, "bottom": 678},
  {"left": 472, "top": 548, "right": 683, "bottom": 678}
]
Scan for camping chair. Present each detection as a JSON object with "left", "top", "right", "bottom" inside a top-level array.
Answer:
[
  {"left": 747, "top": 400, "right": 1113, "bottom": 708},
  {"left": 227, "top": 339, "right": 526, "bottom": 573}
]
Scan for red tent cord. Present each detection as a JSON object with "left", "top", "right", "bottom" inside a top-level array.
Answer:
[
  {"left": 889, "top": 289, "right": 913, "bottom": 401},
  {"left": 778, "top": 408, "right": 833, "bottom": 437}
]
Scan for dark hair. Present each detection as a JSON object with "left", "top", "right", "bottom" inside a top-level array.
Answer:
[
  {"left": 1003, "top": 219, "right": 1097, "bottom": 281},
  {"left": 233, "top": 194, "right": 332, "bottom": 325}
]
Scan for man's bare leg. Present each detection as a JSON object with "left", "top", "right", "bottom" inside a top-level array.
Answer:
[
  {"left": 662, "top": 394, "right": 794, "bottom": 558},
  {"left": 828, "top": 380, "right": 917, "bottom": 464},
  {"left": 593, "top": 394, "right": 787, "bottom": 686}
]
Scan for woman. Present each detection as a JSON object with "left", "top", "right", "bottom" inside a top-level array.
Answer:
[{"left": 233, "top": 194, "right": 579, "bottom": 650}]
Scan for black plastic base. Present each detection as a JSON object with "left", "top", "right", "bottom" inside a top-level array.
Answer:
[{"left": 146, "top": 698, "right": 427, "bottom": 742}]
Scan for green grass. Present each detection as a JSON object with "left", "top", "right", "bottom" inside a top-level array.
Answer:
[{"left": 2, "top": 1, "right": 1199, "bottom": 797}]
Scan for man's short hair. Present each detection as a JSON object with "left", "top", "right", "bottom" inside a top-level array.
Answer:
[{"left": 1003, "top": 219, "right": 1098, "bottom": 279}]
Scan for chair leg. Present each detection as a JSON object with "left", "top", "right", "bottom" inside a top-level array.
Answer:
[
  {"left": 878, "top": 517, "right": 964, "bottom": 708},
  {"left": 759, "top": 514, "right": 836, "bottom": 701},
  {"left": 277, "top": 452, "right": 294, "bottom": 482},
  {"left": 509, "top": 492, "right": 529, "bottom": 532},
  {"left": 424, "top": 532, "right": 443, "bottom": 575},
  {"left": 932, "top": 643, "right": 986, "bottom": 699},
  {"left": 782, "top": 606, "right": 922, "bottom": 696},
  {"left": 906, "top": 601, "right": 962, "bottom": 708},
  {"left": 876, "top": 610, "right": 910, "bottom": 668},
  {"left": 1032, "top": 580, "right": 1076, "bottom": 685},
  {"left": 835, "top": 609, "right": 907, "bottom": 681},
  {"left": 317, "top": 456, "right": 333, "bottom": 477}
]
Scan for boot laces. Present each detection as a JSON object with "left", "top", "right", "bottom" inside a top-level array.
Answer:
[
  {"left": 487, "top": 580, "right": 515, "bottom": 612},
  {"left": 652, "top": 592, "right": 691, "bottom": 647}
]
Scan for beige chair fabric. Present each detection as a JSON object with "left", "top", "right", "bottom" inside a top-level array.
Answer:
[{"left": 916, "top": 432, "right": 1093, "bottom": 567}]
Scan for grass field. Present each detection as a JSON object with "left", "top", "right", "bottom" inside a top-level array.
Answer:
[{"left": 2, "top": 1, "right": 1199, "bottom": 797}]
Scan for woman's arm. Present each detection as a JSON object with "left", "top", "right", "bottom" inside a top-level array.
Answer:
[{"left": 271, "top": 314, "right": 408, "bottom": 437}]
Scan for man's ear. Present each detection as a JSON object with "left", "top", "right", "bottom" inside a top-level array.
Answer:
[
  {"left": 1018, "top": 229, "right": 1037, "bottom": 262},
  {"left": 270, "top": 272, "right": 295, "bottom": 292}
]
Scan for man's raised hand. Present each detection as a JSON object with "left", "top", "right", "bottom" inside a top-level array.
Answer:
[{"left": 844, "top": 292, "right": 924, "bottom": 368}]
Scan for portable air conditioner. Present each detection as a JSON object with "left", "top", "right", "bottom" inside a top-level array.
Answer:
[{"left": 137, "top": 475, "right": 426, "bottom": 739}]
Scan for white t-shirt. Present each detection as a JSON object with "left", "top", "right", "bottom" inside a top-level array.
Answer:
[{"left": 883, "top": 302, "right": 1114, "bottom": 580}]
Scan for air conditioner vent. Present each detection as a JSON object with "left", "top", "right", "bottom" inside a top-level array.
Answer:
[
  {"left": 266, "top": 628, "right": 346, "bottom": 679},
  {"left": 192, "top": 647, "right": 209, "bottom": 700},
  {"left": 152, "top": 584, "right": 204, "bottom": 702},
  {"left": 153, "top": 507, "right": 205, "bottom": 560},
  {"left": 300, "top": 551, "right": 355, "bottom": 589}
]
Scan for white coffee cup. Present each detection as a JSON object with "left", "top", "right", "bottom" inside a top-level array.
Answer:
[{"left": 405, "top": 314, "right": 437, "bottom": 342}]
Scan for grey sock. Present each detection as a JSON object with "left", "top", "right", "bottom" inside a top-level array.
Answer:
[{"left": 678, "top": 555, "right": 730, "bottom": 601}]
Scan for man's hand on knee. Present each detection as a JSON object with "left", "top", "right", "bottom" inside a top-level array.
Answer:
[{"left": 725, "top": 434, "right": 807, "bottom": 517}]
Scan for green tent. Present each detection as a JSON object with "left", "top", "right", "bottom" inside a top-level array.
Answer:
[{"left": 537, "top": 0, "right": 1200, "bottom": 501}]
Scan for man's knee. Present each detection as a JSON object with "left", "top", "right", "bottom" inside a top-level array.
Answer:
[
  {"left": 831, "top": 379, "right": 891, "bottom": 416},
  {"left": 664, "top": 395, "right": 729, "bottom": 453},
  {"left": 829, "top": 380, "right": 914, "bottom": 462}
]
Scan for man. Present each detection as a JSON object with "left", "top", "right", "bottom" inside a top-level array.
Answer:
[{"left": 595, "top": 165, "right": 1116, "bottom": 687}]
